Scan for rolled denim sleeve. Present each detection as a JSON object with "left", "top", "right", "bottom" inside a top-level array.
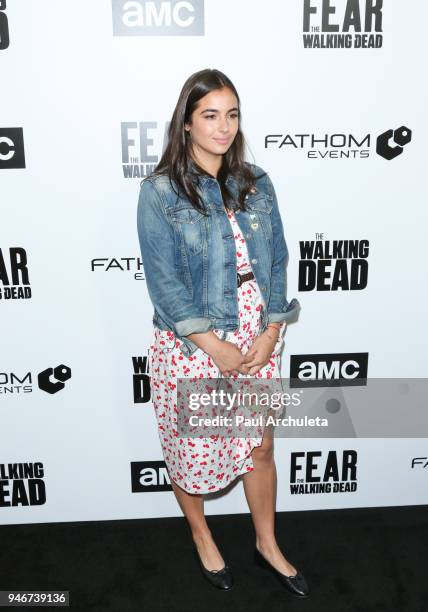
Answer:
[
  {"left": 266, "top": 175, "right": 301, "bottom": 325},
  {"left": 137, "top": 178, "right": 212, "bottom": 344}
]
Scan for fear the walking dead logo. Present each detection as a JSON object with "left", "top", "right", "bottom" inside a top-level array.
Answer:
[
  {"left": 303, "top": 0, "right": 383, "bottom": 49},
  {"left": 0, "top": 1, "right": 9, "bottom": 51},
  {"left": 290, "top": 450, "right": 358, "bottom": 494},
  {"left": 0, "top": 247, "right": 31, "bottom": 300},
  {"left": 299, "top": 237, "right": 369, "bottom": 292},
  {"left": 121, "top": 121, "right": 168, "bottom": 179}
]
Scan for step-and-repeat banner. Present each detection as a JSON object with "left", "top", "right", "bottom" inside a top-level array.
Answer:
[{"left": 1, "top": 1, "right": 427, "bottom": 524}]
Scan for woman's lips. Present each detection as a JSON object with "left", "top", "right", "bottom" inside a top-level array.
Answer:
[{"left": 214, "top": 138, "right": 230, "bottom": 144}]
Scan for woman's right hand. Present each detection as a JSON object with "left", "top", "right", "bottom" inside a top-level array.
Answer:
[{"left": 209, "top": 340, "right": 245, "bottom": 377}]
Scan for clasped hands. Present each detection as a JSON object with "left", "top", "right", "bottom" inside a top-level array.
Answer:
[{"left": 210, "top": 325, "right": 282, "bottom": 377}]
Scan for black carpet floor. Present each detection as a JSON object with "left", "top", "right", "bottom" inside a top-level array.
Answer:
[{"left": 1, "top": 504, "right": 426, "bottom": 612}]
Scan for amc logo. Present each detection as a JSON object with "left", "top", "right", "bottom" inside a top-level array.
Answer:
[
  {"left": 290, "top": 352, "right": 368, "bottom": 387},
  {"left": 0, "top": 128, "right": 25, "bottom": 169},
  {"left": 112, "top": 0, "right": 204, "bottom": 36},
  {"left": 131, "top": 460, "right": 172, "bottom": 492}
]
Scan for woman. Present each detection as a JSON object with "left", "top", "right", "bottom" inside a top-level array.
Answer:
[{"left": 137, "top": 68, "right": 308, "bottom": 598}]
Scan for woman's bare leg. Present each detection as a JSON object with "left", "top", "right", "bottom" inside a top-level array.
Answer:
[
  {"left": 170, "top": 479, "right": 225, "bottom": 571},
  {"left": 242, "top": 425, "right": 297, "bottom": 576}
]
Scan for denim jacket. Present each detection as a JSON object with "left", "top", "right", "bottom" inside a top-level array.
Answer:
[{"left": 137, "top": 162, "right": 301, "bottom": 358}]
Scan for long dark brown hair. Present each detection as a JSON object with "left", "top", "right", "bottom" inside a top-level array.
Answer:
[{"left": 149, "top": 68, "right": 266, "bottom": 214}]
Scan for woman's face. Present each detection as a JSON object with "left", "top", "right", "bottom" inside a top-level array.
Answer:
[{"left": 185, "top": 86, "right": 239, "bottom": 160}]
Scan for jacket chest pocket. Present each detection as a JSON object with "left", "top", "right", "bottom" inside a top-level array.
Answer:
[
  {"left": 246, "top": 193, "right": 273, "bottom": 240},
  {"left": 167, "top": 206, "right": 206, "bottom": 255}
]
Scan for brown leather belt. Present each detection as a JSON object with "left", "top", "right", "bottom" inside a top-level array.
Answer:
[{"left": 237, "top": 271, "right": 255, "bottom": 287}]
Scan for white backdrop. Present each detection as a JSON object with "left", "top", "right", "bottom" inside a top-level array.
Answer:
[{"left": 1, "top": 0, "right": 427, "bottom": 525}]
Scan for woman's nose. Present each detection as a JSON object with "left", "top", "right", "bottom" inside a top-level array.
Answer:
[{"left": 219, "top": 117, "right": 230, "bottom": 132}]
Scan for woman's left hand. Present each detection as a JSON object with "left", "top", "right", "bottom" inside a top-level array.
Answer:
[{"left": 238, "top": 330, "right": 279, "bottom": 376}]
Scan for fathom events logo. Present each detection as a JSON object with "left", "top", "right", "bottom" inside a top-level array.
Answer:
[
  {"left": 112, "top": 0, "right": 204, "bottom": 36},
  {"left": 90, "top": 255, "right": 145, "bottom": 279},
  {"left": 265, "top": 126, "right": 412, "bottom": 161},
  {"left": 376, "top": 126, "right": 412, "bottom": 161},
  {"left": 302, "top": 0, "right": 383, "bottom": 49},
  {"left": 0, "top": 364, "right": 72, "bottom": 396}
]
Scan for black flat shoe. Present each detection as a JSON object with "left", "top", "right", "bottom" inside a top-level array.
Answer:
[
  {"left": 254, "top": 547, "right": 309, "bottom": 598},
  {"left": 193, "top": 546, "right": 234, "bottom": 590}
]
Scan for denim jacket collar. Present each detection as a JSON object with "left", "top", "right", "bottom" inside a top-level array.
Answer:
[{"left": 188, "top": 157, "right": 236, "bottom": 189}]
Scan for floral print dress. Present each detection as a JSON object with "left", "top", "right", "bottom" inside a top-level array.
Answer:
[{"left": 149, "top": 209, "right": 286, "bottom": 494}]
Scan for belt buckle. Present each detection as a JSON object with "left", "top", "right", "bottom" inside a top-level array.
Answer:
[{"left": 237, "top": 272, "right": 242, "bottom": 288}]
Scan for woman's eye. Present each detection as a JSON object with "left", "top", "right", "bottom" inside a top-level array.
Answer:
[{"left": 205, "top": 113, "right": 239, "bottom": 120}]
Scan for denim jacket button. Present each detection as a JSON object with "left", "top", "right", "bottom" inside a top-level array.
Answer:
[{"left": 251, "top": 258, "right": 257, "bottom": 264}]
